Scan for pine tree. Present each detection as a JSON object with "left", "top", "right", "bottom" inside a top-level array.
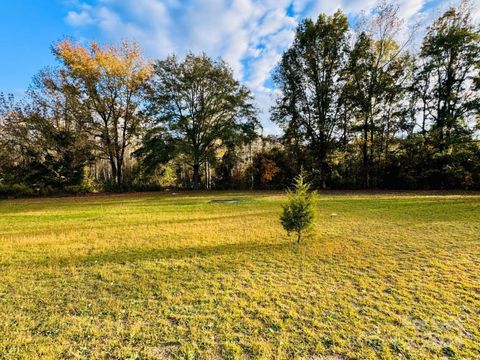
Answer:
[{"left": 280, "top": 175, "right": 315, "bottom": 243}]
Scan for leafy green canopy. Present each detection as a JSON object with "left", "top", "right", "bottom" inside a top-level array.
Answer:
[
  {"left": 139, "top": 53, "right": 260, "bottom": 189},
  {"left": 418, "top": 4, "right": 480, "bottom": 151},
  {"left": 272, "top": 11, "right": 350, "bottom": 188}
]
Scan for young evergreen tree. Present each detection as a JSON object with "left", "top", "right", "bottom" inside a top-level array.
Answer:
[{"left": 280, "top": 174, "right": 316, "bottom": 243}]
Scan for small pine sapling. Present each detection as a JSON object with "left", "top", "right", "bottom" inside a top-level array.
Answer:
[{"left": 280, "top": 175, "right": 315, "bottom": 243}]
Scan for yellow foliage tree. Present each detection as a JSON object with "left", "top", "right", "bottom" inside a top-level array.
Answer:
[{"left": 53, "top": 40, "right": 153, "bottom": 186}]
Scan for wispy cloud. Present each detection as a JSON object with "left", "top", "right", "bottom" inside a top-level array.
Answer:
[{"left": 64, "top": 0, "right": 477, "bottom": 133}]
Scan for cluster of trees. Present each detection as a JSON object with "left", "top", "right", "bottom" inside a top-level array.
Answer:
[
  {"left": 1, "top": 1, "right": 479, "bottom": 196},
  {"left": 0, "top": 44, "right": 259, "bottom": 194},
  {"left": 273, "top": 2, "right": 480, "bottom": 189}
]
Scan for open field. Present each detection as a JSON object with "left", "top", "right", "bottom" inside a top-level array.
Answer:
[{"left": 0, "top": 191, "right": 479, "bottom": 359}]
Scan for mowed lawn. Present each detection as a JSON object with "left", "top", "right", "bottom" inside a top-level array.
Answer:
[{"left": 0, "top": 192, "right": 479, "bottom": 359}]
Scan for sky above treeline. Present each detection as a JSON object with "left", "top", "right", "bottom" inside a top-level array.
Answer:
[{"left": 1, "top": 0, "right": 479, "bottom": 133}]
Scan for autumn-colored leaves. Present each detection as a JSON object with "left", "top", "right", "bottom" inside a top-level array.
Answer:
[{"left": 53, "top": 40, "right": 153, "bottom": 90}]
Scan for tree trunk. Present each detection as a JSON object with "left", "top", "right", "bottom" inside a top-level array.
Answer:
[
  {"left": 315, "top": 139, "right": 328, "bottom": 190},
  {"left": 297, "top": 230, "right": 301, "bottom": 244},
  {"left": 249, "top": 143, "right": 254, "bottom": 190},
  {"left": 320, "top": 158, "right": 328, "bottom": 190},
  {"left": 193, "top": 162, "right": 201, "bottom": 189},
  {"left": 116, "top": 163, "right": 123, "bottom": 187},
  {"left": 363, "top": 118, "right": 369, "bottom": 189},
  {"left": 369, "top": 125, "right": 375, "bottom": 188},
  {"left": 109, "top": 156, "right": 117, "bottom": 185},
  {"left": 111, "top": 152, "right": 123, "bottom": 187}
]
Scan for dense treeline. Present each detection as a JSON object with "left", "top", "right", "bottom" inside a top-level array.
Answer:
[
  {"left": 1, "top": 2, "right": 479, "bottom": 196},
  {"left": 273, "top": 2, "right": 480, "bottom": 190}
]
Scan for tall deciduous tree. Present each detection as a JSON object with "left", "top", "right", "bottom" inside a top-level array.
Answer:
[
  {"left": 417, "top": 1, "right": 480, "bottom": 152},
  {"left": 0, "top": 90, "right": 93, "bottom": 189},
  {"left": 272, "top": 10, "right": 350, "bottom": 188},
  {"left": 0, "top": 94, "right": 30, "bottom": 183},
  {"left": 28, "top": 68, "right": 94, "bottom": 186},
  {"left": 343, "top": 2, "right": 411, "bottom": 188},
  {"left": 142, "top": 53, "right": 259, "bottom": 189},
  {"left": 53, "top": 40, "right": 153, "bottom": 186}
]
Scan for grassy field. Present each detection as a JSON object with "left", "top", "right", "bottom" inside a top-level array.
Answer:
[{"left": 0, "top": 191, "right": 479, "bottom": 359}]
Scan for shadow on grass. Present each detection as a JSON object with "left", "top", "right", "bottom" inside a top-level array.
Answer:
[
  {"left": 0, "top": 211, "right": 275, "bottom": 237},
  {"left": 12, "top": 241, "right": 293, "bottom": 268}
]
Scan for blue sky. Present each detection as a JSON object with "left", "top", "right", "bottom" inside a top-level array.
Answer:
[{"left": 1, "top": 0, "right": 478, "bottom": 133}]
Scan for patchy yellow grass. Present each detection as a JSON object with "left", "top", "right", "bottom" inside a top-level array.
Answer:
[{"left": 0, "top": 191, "right": 479, "bottom": 359}]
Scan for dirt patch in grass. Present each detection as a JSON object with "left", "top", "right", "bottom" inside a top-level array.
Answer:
[{"left": 208, "top": 199, "right": 240, "bottom": 204}]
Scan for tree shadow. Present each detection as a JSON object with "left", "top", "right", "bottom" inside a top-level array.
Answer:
[
  {"left": 16, "top": 240, "right": 293, "bottom": 268},
  {"left": 0, "top": 211, "right": 274, "bottom": 237}
]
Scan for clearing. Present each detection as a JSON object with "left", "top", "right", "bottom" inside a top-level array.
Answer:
[{"left": 0, "top": 191, "right": 479, "bottom": 359}]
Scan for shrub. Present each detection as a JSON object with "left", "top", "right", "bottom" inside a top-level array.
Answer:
[
  {"left": 0, "top": 183, "right": 34, "bottom": 198},
  {"left": 38, "top": 185, "right": 59, "bottom": 196},
  {"left": 11, "top": 184, "right": 34, "bottom": 197},
  {"left": 63, "top": 185, "right": 86, "bottom": 195},
  {"left": 131, "top": 182, "right": 163, "bottom": 192},
  {"left": 280, "top": 174, "right": 315, "bottom": 243}
]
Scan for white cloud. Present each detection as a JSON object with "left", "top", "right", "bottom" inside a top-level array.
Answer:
[
  {"left": 64, "top": 0, "right": 297, "bottom": 132},
  {"left": 64, "top": 0, "right": 480, "bottom": 134},
  {"left": 66, "top": 3, "right": 95, "bottom": 26},
  {"left": 66, "top": 11, "right": 92, "bottom": 26}
]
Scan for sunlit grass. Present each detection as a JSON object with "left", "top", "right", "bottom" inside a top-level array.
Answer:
[{"left": 0, "top": 191, "right": 479, "bottom": 359}]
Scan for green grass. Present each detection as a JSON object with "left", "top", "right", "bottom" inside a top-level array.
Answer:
[{"left": 0, "top": 191, "right": 479, "bottom": 359}]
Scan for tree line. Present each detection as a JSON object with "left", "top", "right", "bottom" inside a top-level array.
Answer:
[{"left": 1, "top": 1, "right": 479, "bottom": 196}]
